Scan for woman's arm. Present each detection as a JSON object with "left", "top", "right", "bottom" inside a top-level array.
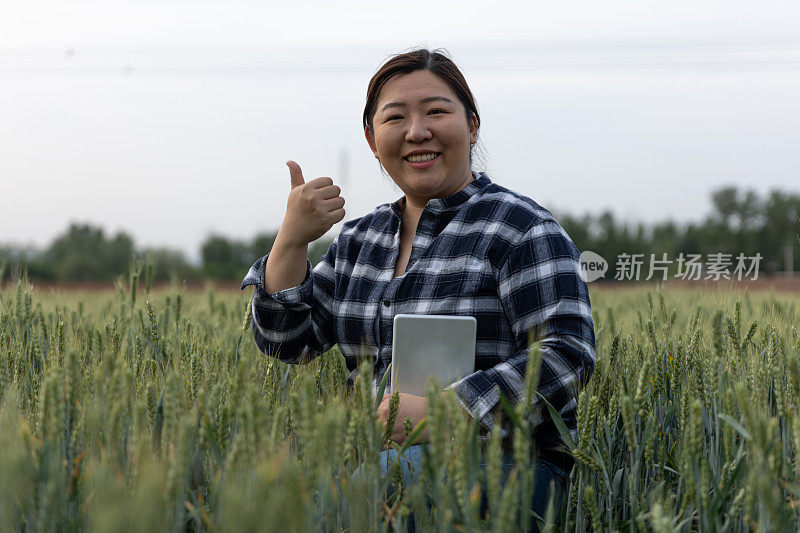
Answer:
[
  {"left": 264, "top": 234, "right": 309, "bottom": 293},
  {"left": 449, "top": 219, "right": 596, "bottom": 440},
  {"left": 241, "top": 235, "right": 339, "bottom": 364},
  {"left": 241, "top": 160, "right": 345, "bottom": 363}
]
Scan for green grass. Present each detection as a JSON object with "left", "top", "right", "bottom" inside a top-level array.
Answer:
[{"left": 0, "top": 278, "right": 798, "bottom": 531}]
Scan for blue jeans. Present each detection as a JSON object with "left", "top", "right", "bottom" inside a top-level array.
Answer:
[{"left": 373, "top": 444, "right": 569, "bottom": 531}]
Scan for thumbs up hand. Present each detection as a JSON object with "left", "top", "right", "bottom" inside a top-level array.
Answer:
[{"left": 279, "top": 160, "right": 346, "bottom": 247}]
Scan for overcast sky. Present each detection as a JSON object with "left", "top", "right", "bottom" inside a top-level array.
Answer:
[{"left": 2, "top": 0, "right": 799, "bottom": 260}]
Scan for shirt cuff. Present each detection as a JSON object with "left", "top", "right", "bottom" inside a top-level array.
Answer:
[
  {"left": 240, "top": 252, "right": 313, "bottom": 310},
  {"left": 446, "top": 372, "right": 500, "bottom": 434}
]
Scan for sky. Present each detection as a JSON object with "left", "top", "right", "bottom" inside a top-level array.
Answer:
[{"left": 2, "top": 0, "right": 799, "bottom": 261}]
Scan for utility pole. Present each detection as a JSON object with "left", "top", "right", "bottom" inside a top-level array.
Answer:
[
  {"left": 787, "top": 208, "right": 798, "bottom": 277},
  {"left": 334, "top": 148, "right": 350, "bottom": 233},
  {"left": 338, "top": 148, "right": 349, "bottom": 190}
]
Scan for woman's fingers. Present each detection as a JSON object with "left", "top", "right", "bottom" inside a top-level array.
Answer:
[
  {"left": 376, "top": 393, "right": 394, "bottom": 422},
  {"left": 317, "top": 184, "right": 342, "bottom": 200},
  {"left": 376, "top": 400, "right": 389, "bottom": 423},
  {"left": 286, "top": 160, "right": 305, "bottom": 189},
  {"left": 321, "top": 196, "right": 345, "bottom": 212},
  {"left": 305, "top": 176, "right": 334, "bottom": 189},
  {"left": 281, "top": 162, "right": 348, "bottom": 245},
  {"left": 329, "top": 208, "right": 346, "bottom": 223}
]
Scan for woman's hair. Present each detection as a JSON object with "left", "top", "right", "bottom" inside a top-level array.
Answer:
[{"left": 363, "top": 48, "right": 482, "bottom": 165}]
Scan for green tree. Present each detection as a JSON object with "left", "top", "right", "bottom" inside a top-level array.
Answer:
[
  {"left": 44, "top": 223, "right": 134, "bottom": 281},
  {"left": 201, "top": 235, "right": 252, "bottom": 280},
  {"left": 138, "top": 247, "right": 199, "bottom": 282},
  {"left": 757, "top": 190, "right": 800, "bottom": 273}
]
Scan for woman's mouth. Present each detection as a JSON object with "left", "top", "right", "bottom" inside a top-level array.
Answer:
[{"left": 404, "top": 152, "right": 440, "bottom": 169}]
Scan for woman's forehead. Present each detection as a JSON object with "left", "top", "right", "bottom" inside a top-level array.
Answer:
[{"left": 377, "top": 70, "right": 459, "bottom": 107}]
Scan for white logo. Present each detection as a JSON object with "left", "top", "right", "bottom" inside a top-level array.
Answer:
[{"left": 578, "top": 251, "right": 608, "bottom": 283}]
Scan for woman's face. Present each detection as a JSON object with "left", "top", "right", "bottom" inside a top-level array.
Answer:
[{"left": 365, "top": 70, "right": 478, "bottom": 207}]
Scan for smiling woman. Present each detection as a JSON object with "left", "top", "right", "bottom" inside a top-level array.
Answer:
[
  {"left": 242, "top": 48, "right": 596, "bottom": 530},
  {"left": 365, "top": 69, "right": 478, "bottom": 271},
  {"left": 365, "top": 70, "right": 477, "bottom": 198}
]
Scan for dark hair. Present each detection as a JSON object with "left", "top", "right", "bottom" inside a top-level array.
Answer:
[{"left": 363, "top": 48, "right": 481, "bottom": 160}]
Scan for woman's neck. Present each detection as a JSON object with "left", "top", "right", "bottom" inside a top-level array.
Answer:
[
  {"left": 401, "top": 201, "right": 424, "bottom": 233},
  {"left": 400, "top": 170, "right": 475, "bottom": 225},
  {"left": 403, "top": 171, "right": 475, "bottom": 221}
]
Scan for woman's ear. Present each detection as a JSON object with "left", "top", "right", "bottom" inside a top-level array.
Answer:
[
  {"left": 468, "top": 114, "right": 478, "bottom": 145},
  {"left": 364, "top": 126, "right": 378, "bottom": 157}
]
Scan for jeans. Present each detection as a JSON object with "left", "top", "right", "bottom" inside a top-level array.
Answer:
[{"left": 367, "top": 444, "right": 569, "bottom": 531}]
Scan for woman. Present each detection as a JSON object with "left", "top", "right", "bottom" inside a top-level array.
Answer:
[{"left": 241, "top": 48, "right": 595, "bottom": 526}]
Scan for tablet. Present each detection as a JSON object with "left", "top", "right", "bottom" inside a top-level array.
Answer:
[{"left": 390, "top": 314, "right": 477, "bottom": 396}]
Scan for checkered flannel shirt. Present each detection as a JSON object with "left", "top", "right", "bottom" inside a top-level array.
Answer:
[{"left": 241, "top": 171, "right": 596, "bottom": 449}]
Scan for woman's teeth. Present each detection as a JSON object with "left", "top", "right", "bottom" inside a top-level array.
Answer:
[{"left": 406, "top": 153, "right": 438, "bottom": 163}]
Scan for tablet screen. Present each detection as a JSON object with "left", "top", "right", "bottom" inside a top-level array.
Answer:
[{"left": 390, "top": 314, "right": 477, "bottom": 396}]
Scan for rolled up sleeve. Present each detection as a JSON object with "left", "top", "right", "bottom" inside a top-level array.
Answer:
[{"left": 240, "top": 239, "right": 338, "bottom": 363}]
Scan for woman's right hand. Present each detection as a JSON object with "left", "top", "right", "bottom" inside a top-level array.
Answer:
[{"left": 278, "top": 160, "right": 346, "bottom": 247}]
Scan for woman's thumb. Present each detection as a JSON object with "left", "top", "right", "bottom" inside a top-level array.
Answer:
[{"left": 286, "top": 160, "right": 305, "bottom": 189}]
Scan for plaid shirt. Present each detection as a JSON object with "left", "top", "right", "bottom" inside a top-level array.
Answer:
[{"left": 242, "top": 171, "right": 595, "bottom": 450}]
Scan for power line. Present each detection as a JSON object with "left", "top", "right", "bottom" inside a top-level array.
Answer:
[{"left": 2, "top": 37, "right": 800, "bottom": 75}]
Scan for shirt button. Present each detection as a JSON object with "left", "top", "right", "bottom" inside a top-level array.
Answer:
[{"left": 382, "top": 300, "right": 390, "bottom": 308}]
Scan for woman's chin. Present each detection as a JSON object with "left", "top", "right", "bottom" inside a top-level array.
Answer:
[{"left": 404, "top": 181, "right": 446, "bottom": 200}]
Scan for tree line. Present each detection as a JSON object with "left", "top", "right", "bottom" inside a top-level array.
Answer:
[
  {"left": 0, "top": 227, "right": 333, "bottom": 284},
  {"left": 555, "top": 185, "right": 800, "bottom": 279},
  {"left": 1, "top": 184, "right": 798, "bottom": 283}
]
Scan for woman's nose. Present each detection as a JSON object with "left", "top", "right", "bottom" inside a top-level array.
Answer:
[{"left": 405, "top": 114, "right": 432, "bottom": 142}]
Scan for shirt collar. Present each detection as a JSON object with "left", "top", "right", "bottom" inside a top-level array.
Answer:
[{"left": 390, "top": 171, "right": 491, "bottom": 215}]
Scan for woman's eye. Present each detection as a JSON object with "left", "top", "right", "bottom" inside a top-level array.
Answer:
[
  {"left": 429, "top": 109, "right": 446, "bottom": 115},
  {"left": 386, "top": 115, "right": 402, "bottom": 121}
]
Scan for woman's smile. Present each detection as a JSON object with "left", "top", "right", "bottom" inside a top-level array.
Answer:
[{"left": 404, "top": 150, "right": 441, "bottom": 169}]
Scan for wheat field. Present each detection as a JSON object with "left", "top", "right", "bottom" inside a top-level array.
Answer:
[{"left": 0, "top": 274, "right": 798, "bottom": 532}]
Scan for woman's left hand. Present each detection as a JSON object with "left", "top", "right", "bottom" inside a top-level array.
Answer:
[{"left": 376, "top": 393, "right": 429, "bottom": 445}]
